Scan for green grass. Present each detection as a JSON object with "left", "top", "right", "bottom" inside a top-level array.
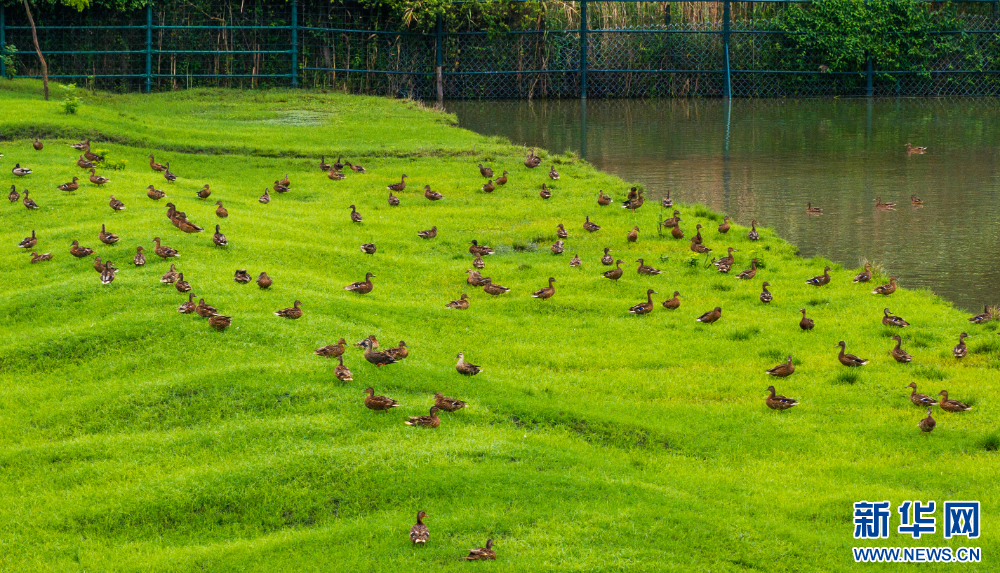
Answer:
[{"left": 1, "top": 80, "right": 997, "bottom": 572}]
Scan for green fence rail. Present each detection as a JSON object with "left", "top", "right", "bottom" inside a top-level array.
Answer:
[{"left": 1, "top": 0, "right": 999, "bottom": 98}]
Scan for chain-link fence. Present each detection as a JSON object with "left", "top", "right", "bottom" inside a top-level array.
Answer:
[{"left": 1, "top": 0, "right": 998, "bottom": 97}]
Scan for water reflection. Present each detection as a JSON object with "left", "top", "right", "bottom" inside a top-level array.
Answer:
[{"left": 446, "top": 98, "right": 1000, "bottom": 312}]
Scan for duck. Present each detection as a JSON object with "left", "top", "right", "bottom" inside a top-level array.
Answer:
[
  {"left": 315, "top": 338, "right": 348, "bottom": 358},
  {"left": 327, "top": 169, "right": 346, "bottom": 180},
  {"left": 627, "top": 226, "right": 639, "bottom": 243},
  {"left": 482, "top": 180, "right": 495, "bottom": 193},
  {"left": 424, "top": 185, "right": 443, "bottom": 201},
  {"left": 334, "top": 355, "right": 353, "bottom": 381},
  {"left": 277, "top": 174, "right": 290, "bottom": 187},
  {"left": 532, "top": 277, "right": 556, "bottom": 299},
  {"left": 836, "top": 341, "right": 868, "bottom": 366},
  {"left": 361, "top": 338, "right": 397, "bottom": 366},
  {"left": 556, "top": 223, "right": 569, "bottom": 239},
  {"left": 257, "top": 272, "right": 273, "bottom": 289},
  {"left": 714, "top": 258, "right": 731, "bottom": 274},
  {"left": 570, "top": 254, "right": 581, "bottom": 267},
  {"left": 429, "top": 392, "right": 466, "bottom": 414},
  {"left": 760, "top": 282, "right": 773, "bottom": 303},
  {"left": 714, "top": 247, "right": 737, "bottom": 269},
  {"left": 670, "top": 223, "right": 684, "bottom": 240},
  {"left": 583, "top": 216, "right": 601, "bottom": 232},
  {"left": 349, "top": 205, "right": 362, "bottom": 223},
  {"left": 418, "top": 226, "right": 438, "bottom": 239},
  {"left": 364, "top": 387, "right": 399, "bottom": 411},
  {"left": 691, "top": 240, "right": 712, "bottom": 254},
  {"left": 455, "top": 352, "right": 481, "bottom": 375},
  {"left": 407, "top": 408, "right": 441, "bottom": 431},
  {"left": 969, "top": 305, "right": 992, "bottom": 324},
  {"left": 195, "top": 298, "right": 218, "bottom": 318},
  {"left": 890, "top": 335, "right": 912, "bottom": 363},
  {"left": 258, "top": 189, "right": 270, "bottom": 204},
  {"left": 77, "top": 156, "right": 96, "bottom": 169},
  {"left": 883, "top": 308, "right": 909, "bottom": 327},
  {"left": 464, "top": 539, "right": 496, "bottom": 561},
  {"left": 12, "top": 164, "right": 32, "bottom": 177},
  {"left": 691, "top": 224, "right": 704, "bottom": 245},
  {"left": 550, "top": 240, "right": 564, "bottom": 255},
  {"left": 495, "top": 171, "right": 508, "bottom": 185},
  {"left": 806, "top": 202, "right": 822, "bottom": 214},
  {"left": 473, "top": 255, "right": 485, "bottom": 269},
  {"left": 22, "top": 191, "right": 39, "bottom": 209},
  {"left": 905, "top": 142, "right": 927, "bottom": 154},
  {"left": 93, "top": 256, "right": 104, "bottom": 273},
  {"left": 109, "top": 195, "right": 125, "bottom": 212},
  {"left": 98, "top": 224, "right": 119, "bottom": 245},
  {"left": 621, "top": 189, "right": 645, "bottom": 210},
  {"left": 747, "top": 220, "right": 760, "bottom": 241},
  {"left": 625, "top": 188, "right": 638, "bottom": 203},
  {"left": 482, "top": 278, "right": 510, "bottom": 296},
  {"left": 88, "top": 169, "right": 110, "bottom": 186},
  {"left": 636, "top": 258, "right": 661, "bottom": 275},
  {"left": 446, "top": 294, "right": 470, "bottom": 310},
  {"left": 274, "top": 300, "right": 303, "bottom": 319},
  {"left": 661, "top": 190, "right": 673, "bottom": 208},
  {"left": 597, "top": 190, "right": 612, "bottom": 206},
  {"left": 33, "top": 138, "right": 43, "bottom": 151},
  {"left": 18, "top": 230, "right": 37, "bottom": 249},
  {"left": 132, "top": 246, "right": 146, "bottom": 266},
  {"left": 30, "top": 251, "right": 53, "bottom": 263},
  {"left": 696, "top": 307, "right": 722, "bottom": 324},
  {"left": 549, "top": 165, "right": 560, "bottom": 180},
  {"left": 602, "top": 260, "right": 624, "bottom": 281},
  {"left": 661, "top": 210, "right": 682, "bottom": 228},
  {"left": 718, "top": 215, "right": 731, "bottom": 234},
  {"left": 765, "top": 386, "right": 799, "bottom": 410},
  {"left": 152, "top": 237, "right": 180, "bottom": 259},
  {"left": 628, "top": 289, "right": 657, "bottom": 314},
  {"left": 148, "top": 155, "right": 166, "bottom": 171},
  {"left": 524, "top": 149, "right": 541, "bottom": 168},
  {"left": 160, "top": 264, "right": 179, "bottom": 283},
  {"left": 273, "top": 181, "right": 290, "bottom": 194},
  {"left": 210, "top": 201, "right": 227, "bottom": 218},
  {"left": 8, "top": 185, "right": 19, "bottom": 202},
  {"left": 84, "top": 148, "right": 103, "bottom": 162},
  {"left": 906, "top": 382, "right": 936, "bottom": 407},
  {"left": 356, "top": 335, "right": 379, "bottom": 350},
  {"left": 70, "top": 138, "right": 90, "bottom": 151},
  {"left": 100, "top": 261, "right": 117, "bottom": 285},
  {"left": 872, "top": 277, "right": 897, "bottom": 295},
  {"left": 938, "top": 390, "right": 971, "bottom": 412},
  {"left": 875, "top": 196, "right": 896, "bottom": 210},
  {"left": 383, "top": 192, "right": 399, "bottom": 208},
  {"left": 806, "top": 266, "right": 831, "bottom": 287},
  {"left": 539, "top": 184, "right": 551, "bottom": 200},
  {"left": 469, "top": 240, "right": 494, "bottom": 256},
  {"left": 196, "top": 184, "right": 211, "bottom": 199},
  {"left": 234, "top": 269, "right": 252, "bottom": 283},
  {"left": 333, "top": 156, "right": 345, "bottom": 171},
  {"left": 766, "top": 356, "right": 795, "bottom": 377},
  {"left": 953, "top": 333, "right": 968, "bottom": 358},
  {"left": 345, "top": 272, "right": 376, "bottom": 294},
  {"left": 466, "top": 269, "right": 490, "bottom": 287},
  {"left": 386, "top": 341, "right": 410, "bottom": 361},
  {"left": 146, "top": 185, "right": 166, "bottom": 200},
  {"left": 387, "top": 175, "right": 408, "bottom": 192},
  {"left": 662, "top": 291, "right": 680, "bottom": 310},
  {"left": 212, "top": 225, "right": 227, "bottom": 247},
  {"left": 918, "top": 408, "right": 936, "bottom": 434},
  {"left": 58, "top": 177, "right": 80, "bottom": 192},
  {"left": 853, "top": 263, "right": 872, "bottom": 283},
  {"left": 174, "top": 273, "right": 192, "bottom": 293},
  {"left": 360, "top": 243, "right": 377, "bottom": 255},
  {"left": 319, "top": 156, "right": 331, "bottom": 171},
  {"left": 601, "top": 247, "right": 613, "bottom": 265},
  {"left": 346, "top": 161, "right": 367, "bottom": 173},
  {"left": 799, "top": 308, "right": 814, "bottom": 330},
  {"left": 70, "top": 240, "right": 94, "bottom": 258},
  {"left": 478, "top": 164, "right": 494, "bottom": 178},
  {"left": 208, "top": 315, "right": 231, "bottom": 331},
  {"left": 911, "top": 194, "right": 923, "bottom": 205},
  {"left": 736, "top": 259, "right": 758, "bottom": 280}
]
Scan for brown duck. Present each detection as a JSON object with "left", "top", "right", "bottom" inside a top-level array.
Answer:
[
  {"left": 539, "top": 184, "right": 551, "bottom": 199},
  {"left": 691, "top": 224, "right": 704, "bottom": 245},
  {"left": 473, "top": 254, "right": 485, "bottom": 268},
  {"left": 662, "top": 291, "right": 680, "bottom": 310},
  {"left": 478, "top": 164, "right": 494, "bottom": 178},
  {"left": 178, "top": 293, "right": 196, "bottom": 314},
  {"left": 736, "top": 259, "right": 758, "bottom": 280},
  {"left": 99, "top": 224, "right": 119, "bottom": 245},
  {"left": 627, "top": 226, "right": 639, "bottom": 243},
  {"left": 760, "top": 282, "right": 773, "bottom": 303},
  {"left": 30, "top": 251, "right": 53, "bottom": 263},
  {"left": 418, "top": 226, "right": 438, "bottom": 239},
  {"left": 628, "top": 289, "right": 657, "bottom": 315},
  {"left": 33, "top": 138, "right": 43, "bottom": 151},
  {"left": 22, "top": 191, "right": 39, "bottom": 209},
  {"left": 174, "top": 273, "right": 192, "bottom": 293},
  {"left": 938, "top": 390, "right": 971, "bottom": 412},
  {"left": 464, "top": 539, "right": 496, "bottom": 561},
  {"left": 469, "top": 240, "right": 494, "bottom": 256},
  {"left": 259, "top": 189, "right": 271, "bottom": 204},
  {"left": 603, "top": 260, "right": 624, "bottom": 281},
  {"left": 532, "top": 277, "right": 556, "bottom": 299},
  {"left": 70, "top": 240, "right": 94, "bottom": 258},
  {"left": 853, "top": 263, "right": 872, "bottom": 283},
  {"left": 77, "top": 156, "right": 96, "bottom": 169},
  {"left": 636, "top": 258, "right": 661, "bottom": 275},
  {"left": 215, "top": 201, "right": 228, "bottom": 218},
  {"left": 883, "top": 308, "right": 909, "bottom": 327},
  {"left": 424, "top": 185, "right": 443, "bottom": 201},
  {"left": 387, "top": 191, "right": 400, "bottom": 206},
  {"left": 969, "top": 305, "right": 992, "bottom": 324},
  {"left": 670, "top": 223, "right": 684, "bottom": 240},
  {"left": 570, "top": 254, "right": 581, "bottom": 267},
  {"left": 131, "top": 246, "right": 145, "bottom": 266},
  {"left": 257, "top": 272, "right": 273, "bottom": 289},
  {"left": 211, "top": 225, "right": 228, "bottom": 247},
  {"left": 196, "top": 184, "right": 211, "bottom": 199},
  {"left": 386, "top": 341, "right": 409, "bottom": 360},
  {"left": 583, "top": 216, "right": 601, "bottom": 232},
  {"left": 806, "top": 266, "right": 831, "bottom": 286},
  {"left": 163, "top": 163, "right": 177, "bottom": 182},
  {"left": 482, "top": 278, "right": 510, "bottom": 296},
  {"left": 446, "top": 294, "right": 470, "bottom": 310},
  {"left": 495, "top": 171, "right": 509, "bottom": 185},
  {"left": 109, "top": 195, "right": 125, "bottom": 212},
  {"left": 360, "top": 243, "right": 377, "bottom": 255},
  {"left": 8, "top": 185, "right": 19, "bottom": 202},
  {"left": 718, "top": 216, "right": 731, "bottom": 234},
  {"left": 18, "top": 230, "right": 37, "bottom": 249},
  {"left": 696, "top": 307, "right": 722, "bottom": 324},
  {"left": 556, "top": 223, "right": 569, "bottom": 239},
  {"left": 274, "top": 300, "right": 303, "bottom": 319},
  {"left": 747, "top": 220, "right": 760, "bottom": 240},
  {"left": 234, "top": 269, "right": 252, "bottom": 283},
  {"left": 872, "top": 277, "right": 897, "bottom": 295},
  {"left": 387, "top": 175, "right": 408, "bottom": 192},
  {"left": 148, "top": 155, "right": 166, "bottom": 171},
  {"left": 364, "top": 387, "right": 400, "bottom": 412},
  {"left": 160, "top": 264, "right": 179, "bottom": 283},
  {"left": 208, "top": 315, "right": 231, "bottom": 331},
  {"left": 152, "top": 237, "right": 180, "bottom": 259},
  {"left": 906, "top": 382, "right": 936, "bottom": 407},
  {"left": 466, "top": 269, "right": 490, "bottom": 287},
  {"left": 361, "top": 339, "right": 397, "bottom": 366},
  {"left": 799, "top": 308, "right": 814, "bottom": 330},
  {"left": 598, "top": 190, "right": 612, "bottom": 206},
  {"left": 482, "top": 180, "right": 495, "bottom": 193},
  {"left": 918, "top": 408, "right": 936, "bottom": 434},
  {"left": 435, "top": 392, "right": 467, "bottom": 412},
  {"left": 890, "top": 335, "right": 912, "bottom": 363},
  {"left": 765, "top": 386, "right": 799, "bottom": 410},
  {"left": 328, "top": 169, "right": 346, "bottom": 181},
  {"left": 334, "top": 355, "right": 353, "bottom": 381},
  {"left": 551, "top": 240, "right": 564, "bottom": 255},
  {"left": 455, "top": 352, "right": 481, "bottom": 375},
  {"left": 836, "top": 341, "right": 868, "bottom": 366},
  {"left": 766, "top": 356, "right": 795, "bottom": 377},
  {"left": 89, "top": 169, "right": 110, "bottom": 186},
  {"left": 345, "top": 273, "right": 375, "bottom": 294},
  {"left": 146, "top": 185, "right": 166, "bottom": 200},
  {"left": 601, "top": 247, "right": 613, "bottom": 265},
  {"left": 58, "top": 177, "right": 79, "bottom": 192},
  {"left": 195, "top": 298, "right": 218, "bottom": 318},
  {"left": 953, "top": 333, "right": 968, "bottom": 358},
  {"left": 273, "top": 181, "right": 290, "bottom": 194},
  {"left": 349, "top": 205, "right": 362, "bottom": 223}
]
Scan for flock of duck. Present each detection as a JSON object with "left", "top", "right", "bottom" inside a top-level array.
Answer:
[{"left": 3, "top": 137, "right": 981, "bottom": 553}]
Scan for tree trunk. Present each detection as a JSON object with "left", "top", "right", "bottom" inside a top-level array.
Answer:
[{"left": 22, "top": 0, "right": 49, "bottom": 101}]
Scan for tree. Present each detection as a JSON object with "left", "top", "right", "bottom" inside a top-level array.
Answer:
[{"left": 21, "top": 0, "right": 91, "bottom": 101}]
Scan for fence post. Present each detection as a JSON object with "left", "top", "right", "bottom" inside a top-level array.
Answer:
[
  {"left": 866, "top": 57, "right": 873, "bottom": 96},
  {"left": 291, "top": 0, "right": 298, "bottom": 88},
  {"left": 1, "top": 5, "right": 5, "bottom": 81},
  {"left": 435, "top": 13, "right": 443, "bottom": 102},
  {"left": 580, "top": 0, "right": 588, "bottom": 99},
  {"left": 722, "top": 0, "right": 731, "bottom": 98},
  {"left": 145, "top": 4, "right": 152, "bottom": 93}
]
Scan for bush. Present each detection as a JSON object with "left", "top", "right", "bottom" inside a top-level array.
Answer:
[
  {"left": 59, "top": 83, "right": 82, "bottom": 114},
  {"left": 1, "top": 44, "right": 15, "bottom": 79}
]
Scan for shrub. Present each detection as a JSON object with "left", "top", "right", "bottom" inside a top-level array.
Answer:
[{"left": 60, "top": 83, "right": 82, "bottom": 114}]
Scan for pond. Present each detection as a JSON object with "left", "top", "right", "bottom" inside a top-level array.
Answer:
[{"left": 446, "top": 98, "right": 1000, "bottom": 313}]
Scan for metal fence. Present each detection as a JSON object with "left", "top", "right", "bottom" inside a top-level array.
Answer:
[{"left": 1, "top": 0, "right": 999, "bottom": 97}]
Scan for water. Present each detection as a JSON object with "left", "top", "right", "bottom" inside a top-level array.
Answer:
[{"left": 446, "top": 98, "right": 1000, "bottom": 312}]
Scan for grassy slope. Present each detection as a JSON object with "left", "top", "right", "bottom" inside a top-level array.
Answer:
[{"left": 1, "top": 80, "right": 997, "bottom": 572}]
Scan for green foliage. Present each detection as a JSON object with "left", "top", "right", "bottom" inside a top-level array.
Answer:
[
  {"left": 58, "top": 82, "right": 81, "bottom": 114},
  {"left": 1, "top": 44, "right": 15, "bottom": 79}
]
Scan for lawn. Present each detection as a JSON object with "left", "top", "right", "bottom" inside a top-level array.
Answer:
[{"left": 0, "top": 79, "right": 997, "bottom": 572}]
